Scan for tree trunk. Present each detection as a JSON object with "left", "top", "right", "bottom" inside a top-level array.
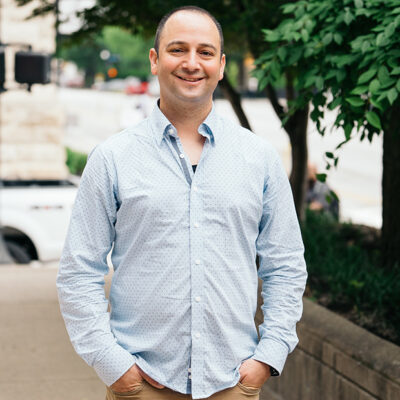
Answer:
[
  {"left": 219, "top": 76, "right": 252, "bottom": 130},
  {"left": 285, "top": 107, "right": 309, "bottom": 222},
  {"left": 381, "top": 103, "right": 400, "bottom": 268},
  {"left": 265, "top": 84, "right": 309, "bottom": 221}
]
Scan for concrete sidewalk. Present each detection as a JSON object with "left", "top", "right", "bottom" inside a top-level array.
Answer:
[{"left": 0, "top": 264, "right": 107, "bottom": 400}]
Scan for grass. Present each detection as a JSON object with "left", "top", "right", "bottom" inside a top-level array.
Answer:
[{"left": 301, "top": 209, "right": 400, "bottom": 345}]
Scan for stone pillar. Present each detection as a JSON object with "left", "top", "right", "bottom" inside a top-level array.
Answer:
[{"left": 0, "top": 0, "right": 68, "bottom": 180}]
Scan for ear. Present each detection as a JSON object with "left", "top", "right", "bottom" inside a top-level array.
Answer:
[
  {"left": 149, "top": 48, "right": 158, "bottom": 76},
  {"left": 219, "top": 53, "right": 226, "bottom": 81}
]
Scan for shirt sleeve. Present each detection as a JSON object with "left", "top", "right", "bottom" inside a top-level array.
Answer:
[
  {"left": 56, "top": 145, "right": 136, "bottom": 386},
  {"left": 251, "top": 149, "right": 308, "bottom": 375}
]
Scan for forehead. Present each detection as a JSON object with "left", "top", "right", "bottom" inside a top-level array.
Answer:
[{"left": 161, "top": 11, "right": 220, "bottom": 49}]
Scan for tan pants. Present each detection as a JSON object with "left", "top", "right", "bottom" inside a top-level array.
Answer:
[{"left": 106, "top": 380, "right": 260, "bottom": 400}]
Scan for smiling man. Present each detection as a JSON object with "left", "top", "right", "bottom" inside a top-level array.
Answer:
[{"left": 57, "top": 6, "right": 307, "bottom": 400}]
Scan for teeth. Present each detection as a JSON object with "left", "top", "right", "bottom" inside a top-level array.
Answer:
[{"left": 179, "top": 76, "right": 202, "bottom": 82}]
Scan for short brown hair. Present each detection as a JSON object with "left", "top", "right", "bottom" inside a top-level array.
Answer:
[{"left": 154, "top": 6, "right": 224, "bottom": 57}]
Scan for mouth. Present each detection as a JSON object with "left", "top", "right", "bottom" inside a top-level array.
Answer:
[{"left": 175, "top": 75, "right": 205, "bottom": 83}]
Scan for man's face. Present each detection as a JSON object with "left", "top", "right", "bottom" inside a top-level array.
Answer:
[{"left": 149, "top": 11, "right": 225, "bottom": 107}]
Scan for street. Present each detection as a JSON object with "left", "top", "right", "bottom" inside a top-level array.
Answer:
[{"left": 59, "top": 88, "right": 382, "bottom": 228}]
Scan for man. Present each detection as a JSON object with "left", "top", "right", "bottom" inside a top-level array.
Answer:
[{"left": 57, "top": 6, "right": 307, "bottom": 400}]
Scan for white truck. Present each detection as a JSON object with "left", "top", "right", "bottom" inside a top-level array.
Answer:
[{"left": 0, "top": 178, "right": 78, "bottom": 264}]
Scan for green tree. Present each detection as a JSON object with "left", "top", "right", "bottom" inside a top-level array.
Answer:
[
  {"left": 18, "top": 0, "right": 310, "bottom": 219},
  {"left": 101, "top": 27, "right": 154, "bottom": 80},
  {"left": 58, "top": 35, "right": 103, "bottom": 87},
  {"left": 59, "top": 28, "right": 153, "bottom": 86},
  {"left": 255, "top": 0, "right": 400, "bottom": 268}
]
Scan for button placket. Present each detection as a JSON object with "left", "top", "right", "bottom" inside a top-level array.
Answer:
[{"left": 189, "top": 169, "right": 205, "bottom": 394}]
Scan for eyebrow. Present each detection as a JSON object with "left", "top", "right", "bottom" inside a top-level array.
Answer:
[{"left": 166, "top": 40, "right": 218, "bottom": 52}]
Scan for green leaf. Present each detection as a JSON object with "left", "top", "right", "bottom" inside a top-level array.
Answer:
[
  {"left": 384, "top": 22, "right": 396, "bottom": 38},
  {"left": 378, "top": 66, "right": 391, "bottom": 85},
  {"left": 370, "top": 98, "right": 384, "bottom": 111},
  {"left": 369, "top": 79, "right": 381, "bottom": 93},
  {"left": 263, "top": 29, "right": 280, "bottom": 42},
  {"left": 336, "top": 139, "right": 349, "bottom": 149},
  {"left": 376, "top": 32, "right": 387, "bottom": 46},
  {"left": 301, "top": 28, "right": 309, "bottom": 42},
  {"left": 334, "top": 33, "right": 343, "bottom": 44},
  {"left": 328, "top": 97, "right": 342, "bottom": 110},
  {"left": 315, "top": 76, "right": 324, "bottom": 90},
  {"left": 344, "top": 9, "right": 354, "bottom": 25},
  {"left": 344, "top": 124, "right": 353, "bottom": 139},
  {"left": 350, "top": 86, "right": 368, "bottom": 95},
  {"left": 397, "top": 80, "right": 400, "bottom": 92},
  {"left": 366, "top": 111, "right": 382, "bottom": 130},
  {"left": 354, "top": 0, "right": 363, "bottom": 8},
  {"left": 316, "top": 173, "right": 327, "bottom": 182},
  {"left": 346, "top": 97, "right": 364, "bottom": 107},
  {"left": 277, "top": 46, "right": 287, "bottom": 61},
  {"left": 387, "top": 88, "right": 399, "bottom": 105},
  {"left": 322, "top": 33, "right": 333, "bottom": 45},
  {"left": 282, "top": 3, "right": 297, "bottom": 14},
  {"left": 361, "top": 41, "right": 371, "bottom": 53},
  {"left": 358, "top": 69, "right": 376, "bottom": 84},
  {"left": 326, "top": 152, "right": 334, "bottom": 159},
  {"left": 293, "top": 32, "right": 301, "bottom": 41},
  {"left": 391, "top": 67, "right": 400, "bottom": 75}
]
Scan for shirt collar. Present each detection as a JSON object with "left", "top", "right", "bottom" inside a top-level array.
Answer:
[{"left": 150, "top": 100, "right": 219, "bottom": 147}]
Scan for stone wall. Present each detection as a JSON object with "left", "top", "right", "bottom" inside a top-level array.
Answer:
[
  {"left": 0, "top": 0, "right": 68, "bottom": 180},
  {"left": 256, "top": 291, "right": 400, "bottom": 400}
]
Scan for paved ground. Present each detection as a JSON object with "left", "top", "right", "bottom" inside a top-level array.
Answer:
[
  {"left": 0, "top": 264, "right": 281, "bottom": 400},
  {"left": 0, "top": 264, "right": 106, "bottom": 400}
]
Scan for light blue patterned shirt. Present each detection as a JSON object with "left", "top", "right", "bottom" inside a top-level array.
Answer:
[{"left": 57, "top": 103, "right": 307, "bottom": 399}]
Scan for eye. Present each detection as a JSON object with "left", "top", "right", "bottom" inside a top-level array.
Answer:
[
  {"left": 201, "top": 50, "right": 213, "bottom": 56},
  {"left": 170, "top": 48, "right": 183, "bottom": 53}
]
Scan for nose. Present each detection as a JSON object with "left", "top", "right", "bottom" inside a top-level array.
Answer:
[{"left": 182, "top": 50, "right": 199, "bottom": 71}]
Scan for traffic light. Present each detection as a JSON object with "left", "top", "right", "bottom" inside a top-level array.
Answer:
[
  {"left": 0, "top": 48, "right": 5, "bottom": 92},
  {"left": 14, "top": 51, "right": 51, "bottom": 85}
]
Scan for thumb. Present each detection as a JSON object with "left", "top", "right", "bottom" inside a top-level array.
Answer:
[{"left": 139, "top": 369, "right": 165, "bottom": 389}]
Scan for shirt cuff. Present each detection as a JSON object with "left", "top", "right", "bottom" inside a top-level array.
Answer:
[
  {"left": 251, "top": 338, "right": 289, "bottom": 375},
  {"left": 93, "top": 344, "right": 137, "bottom": 386}
]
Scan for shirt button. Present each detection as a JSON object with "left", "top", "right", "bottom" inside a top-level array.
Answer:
[
  {"left": 168, "top": 128, "right": 174, "bottom": 135},
  {"left": 195, "top": 296, "right": 201, "bottom": 302},
  {"left": 188, "top": 375, "right": 192, "bottom": 379},
  {"left": 195, "top": 332, "right": 201, "bottom": 338},
  {"left": 195, "top": 259, "right": 201, "bottom": 265},
  {"left": 193, "top": 185, "right": 198, "bottom": 191},
  {"left": 188, "top": 368, "right": 191, "bottom": 372},
  {"left": 179, "top": 153, "right": 184, "bottom": 159},
  {"left": 194, "top": 223, "right": 199, "bottom": 228}
]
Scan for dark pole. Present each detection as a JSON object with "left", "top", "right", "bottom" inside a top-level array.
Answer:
[{"left": 0, "top": 0, "right": 14, "bottom": 263}]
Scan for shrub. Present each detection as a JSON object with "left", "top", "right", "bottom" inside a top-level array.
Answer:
[{"left": 65, "top": 147, "right": 87, "bottom": 176}]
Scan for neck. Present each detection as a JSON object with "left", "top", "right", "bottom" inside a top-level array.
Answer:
[{"left": 159, "top": 97, "right": 212, "bottom": 133}]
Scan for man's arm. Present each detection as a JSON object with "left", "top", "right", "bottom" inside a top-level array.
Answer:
[
  {"left": 251, "top": 150, "right": 308, "bottom": 375},
  {"left": 56, "top": 146, "right": 136, "bottom": 386}
]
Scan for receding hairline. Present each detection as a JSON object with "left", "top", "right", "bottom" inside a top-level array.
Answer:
[{"left": 154, "top": 7, "right": 224, "bottom": 57}]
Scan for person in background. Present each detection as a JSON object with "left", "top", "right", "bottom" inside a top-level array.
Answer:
[
  {"left": 57, "top": 6, "right": 307, "bottom": 400},
  {"left": 307, "top": 162, "right": 339, "bottom": 220}
]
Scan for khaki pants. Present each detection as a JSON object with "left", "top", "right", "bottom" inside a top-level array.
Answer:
[{"left": 106, "top": 380, "right": 260, "bottom": 400}]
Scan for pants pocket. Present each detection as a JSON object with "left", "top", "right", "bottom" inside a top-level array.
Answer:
[
  {"left": 237, "top": 381, "right": 261, "bottom": 395},
  {"left": 107, "top": 382, "right": 144, "bottom": 399}
]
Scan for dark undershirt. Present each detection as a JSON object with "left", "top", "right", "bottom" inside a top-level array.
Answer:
[{"left": 192, "top": 165, "right": 197, "bottom": 173}]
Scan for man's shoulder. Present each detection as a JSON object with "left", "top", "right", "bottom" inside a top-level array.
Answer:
[
  {"left": 92, "top": 119, "right": 152, "bottom": 157},
  {"left": 215, "top": 113, "right": 279, "bottom": 159}
]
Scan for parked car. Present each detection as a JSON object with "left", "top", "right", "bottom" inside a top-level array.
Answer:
[
  {"left": 125, "top": 78, "right": 149, "bottom": 95},
  {"left": 0, "top": 178, "right": 78, "bottom": 264}
]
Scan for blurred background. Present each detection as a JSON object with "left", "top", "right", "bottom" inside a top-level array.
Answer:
[{"left": 0, "top": 1, "right": 399, "bottom": 399}]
